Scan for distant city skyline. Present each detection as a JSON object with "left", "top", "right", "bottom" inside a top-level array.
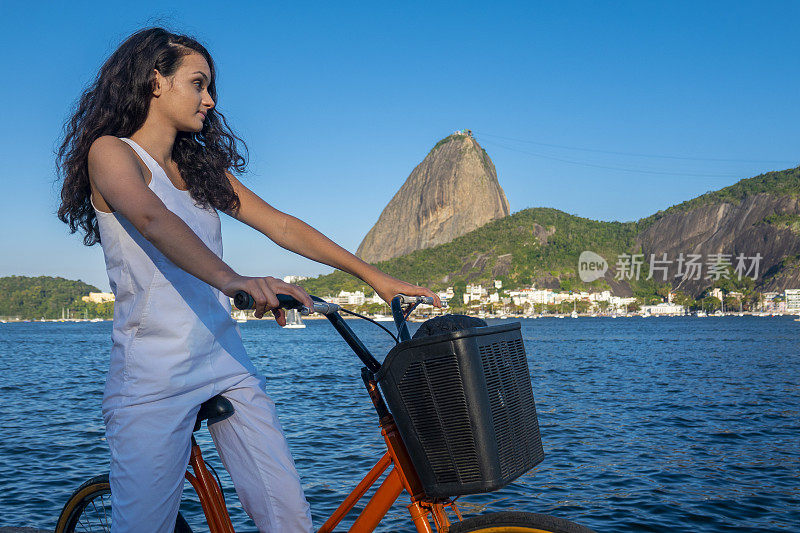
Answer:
[{"left": 2, "top": 1, "right": 798, "bottom": 291}]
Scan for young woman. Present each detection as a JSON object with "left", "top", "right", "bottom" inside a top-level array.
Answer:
[{"left": 56, "top": 27, "right": 440, "bottom": 532}]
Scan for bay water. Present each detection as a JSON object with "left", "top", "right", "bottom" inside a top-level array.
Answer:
[{"left": 1, "top": 316, "right": 798, "bottom": 531}]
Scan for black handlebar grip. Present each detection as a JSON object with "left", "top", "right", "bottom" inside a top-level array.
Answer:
[
  {"left": 234, "top": 291, "right": 303, "bottom": 311},
  {"left": 276, "top": 293, "right": 303, "bottom": 309}
]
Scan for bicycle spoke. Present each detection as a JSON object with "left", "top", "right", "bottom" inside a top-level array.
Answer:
[
  {"left": 79, "top": 514, "right": 100, "bottom": 533},
  {"left": 68, "top": 491, "right": 110, "bottom": 533},
  {"left": 90, "top": 497, "right": 110, "bottom": 532},
  {"left": 76, "top": 515, "right": 90, "bottom": 532},
  {"left": 100, "top": 493, "right": 111, "bottom": 531},
  {"left": 90, "top": 499, "right": 100, "bottom": 523}
]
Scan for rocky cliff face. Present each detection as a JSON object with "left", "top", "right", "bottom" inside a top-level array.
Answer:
[
  {"left": 356, "top": 134, "right": 510, "bottom": 263},
  {"left": 637, "top": 193, "right": 800, "bottom": 295}
]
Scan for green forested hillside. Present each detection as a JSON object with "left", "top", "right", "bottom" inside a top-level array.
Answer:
[
  {"left": 300, "top": 208, "right": 643, "bottom": 300},
  {"left": 0, "top": 276, "right": 111, "bottom": 319}
]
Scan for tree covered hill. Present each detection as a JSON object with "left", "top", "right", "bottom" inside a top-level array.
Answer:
[
  {"left": 300, "top": 207, "right": 643, "bottom": 300},
  {"left": 0, "top": 276, "right": 108, "bottom": 319}
]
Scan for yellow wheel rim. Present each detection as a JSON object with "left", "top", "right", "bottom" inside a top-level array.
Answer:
[
  {"left": 55, "top": 482, "right": 111, "bottom": 531},
  {"left": 466, "top": 526, "right": 553, "bottom": 533}
]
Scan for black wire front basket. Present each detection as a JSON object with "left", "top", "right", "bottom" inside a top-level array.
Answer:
[{"left": 375, "top": 322, "right": 544, "bottom": 497}]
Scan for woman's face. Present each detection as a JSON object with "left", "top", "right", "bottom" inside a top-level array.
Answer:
[{"left": 152, "top": 53, "right": 215, "bottom": 133}]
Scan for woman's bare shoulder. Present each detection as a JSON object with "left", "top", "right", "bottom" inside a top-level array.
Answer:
[
  {"left": 88, "top": 136, "right": 145, "bottom": 182},
  {"left": 89, "top": 136, "right": 135, "bottom": 165},
  {"left": 87, "top": 136, "right": 149, "bottom": 213}
]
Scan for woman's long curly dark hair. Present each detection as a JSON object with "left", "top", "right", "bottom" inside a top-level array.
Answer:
[{"left": 56, "top": 27, "right": 246, "bottom": 245}]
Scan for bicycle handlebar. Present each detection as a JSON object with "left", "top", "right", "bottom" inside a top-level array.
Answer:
[
  {"left": 232, "top": 291, "right": 434, "bottom": 371},
  {"left": 234, "top": 292, "right": 432, "bottom": 315},
  {"left": 233, "top": 291, "right": 340, "bottom": 316}
]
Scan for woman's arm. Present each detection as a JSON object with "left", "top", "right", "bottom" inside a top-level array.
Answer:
[
  {"left": 87, "top": 136, "right": 314, "bottom": 322},
  {"left": 225, "top": 172, "right": 441, "bottom": 306}
]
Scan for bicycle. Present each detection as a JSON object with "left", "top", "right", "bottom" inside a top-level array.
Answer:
[{"left": 56, "top": 293, "right": 595, "bottom": 533}]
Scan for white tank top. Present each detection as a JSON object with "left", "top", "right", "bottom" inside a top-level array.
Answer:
[{"left": 93, "top": 137, "right": 251, "bottom": 414}]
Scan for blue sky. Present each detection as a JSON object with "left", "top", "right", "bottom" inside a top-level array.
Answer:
[{"left": 1, "top": 1, "right": 798, "bottom": 291}]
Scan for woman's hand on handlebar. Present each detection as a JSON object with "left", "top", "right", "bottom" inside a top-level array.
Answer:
[
  {"left": 220, "top": 275, "right": 315, "bottom": 324},
  {"left": 369, "top": 273, "right": 442, "bottom": 308}
]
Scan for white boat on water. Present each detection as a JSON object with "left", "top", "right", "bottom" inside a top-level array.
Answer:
[
  {"left": 283, "top": 308, "right": 306, "bottom": 329},
  {"left": 233, "top": 310, "right": 248, "bottom": 323},
  {"left": 372, "top": 314, "right": 394, "bottom": 322}
]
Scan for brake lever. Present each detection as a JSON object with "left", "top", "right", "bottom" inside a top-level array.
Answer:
[
  {"left": 397, "top": 294, "right": 435, "bottom": 306},
  {"left": 284, "top": 303, "right": 340, "bottom": 316}
]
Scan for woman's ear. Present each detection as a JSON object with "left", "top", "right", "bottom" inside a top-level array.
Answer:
[{"left": 151, "top": 69, "right": 163, "bottom": 97}]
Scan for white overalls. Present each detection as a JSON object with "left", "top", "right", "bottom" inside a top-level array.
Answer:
[{"left": 93, "top": 137, "right": 312, "bottom": 532}]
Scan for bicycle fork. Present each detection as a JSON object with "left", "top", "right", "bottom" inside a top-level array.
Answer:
[{"left": 318, "top": 372, "right": 462, "bottom": 533}]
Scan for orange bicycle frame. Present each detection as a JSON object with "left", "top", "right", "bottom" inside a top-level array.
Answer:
[
  {"left": 185, "top": 434, "right": 236, "bottom": 533},
  {"left": 187, "top": 374, "right": 462, "bottom": 533}
]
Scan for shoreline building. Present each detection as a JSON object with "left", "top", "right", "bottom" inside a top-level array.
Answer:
[
  {"left": 81, "top": 292, "right": 115, "bottom": 304},
  {"left": 331, "top": 290, "right": 366, "bottom": 306},
  {"left": 463, "top": 284, "right": 489, "bottom": 305},
  {"left": 785, "top": 289, "right": 800, "bottom": 313},
  {"left": 640, "top": 302, "right": 686, "bottom": 316}
]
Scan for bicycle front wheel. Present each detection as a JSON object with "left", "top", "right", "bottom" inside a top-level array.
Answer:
[
  {"left": 449, "top": 511, "right": 596, "bottom": 533},
  {"left": 55, "top": 474, "right": 192, "bottom": 533}
]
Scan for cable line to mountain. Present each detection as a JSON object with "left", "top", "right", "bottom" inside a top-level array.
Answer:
[
  {"left": 480, "top": 139, "right": 740, "bottom": 178},
  {"left": 477, "top": 132, "right": 797, "bottom": 165}
]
